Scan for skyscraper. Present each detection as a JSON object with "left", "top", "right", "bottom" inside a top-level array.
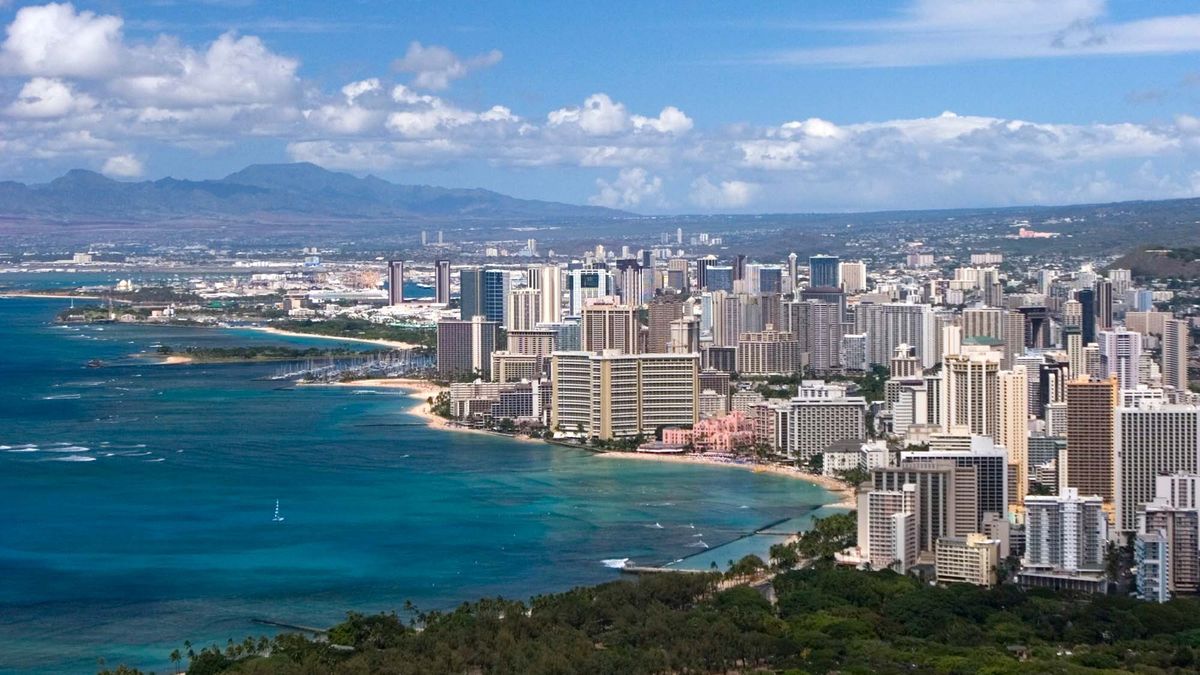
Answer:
[
  {"left": 696, "top": 255, "right": 717, "bottom": 291},
  {"left": 809, "top": 254, "right": 840, "bottom": 289},
  {"left": 1163, "top": 318, "right": 1190, "bottom": 392},
  {"left": 387, "top": 260, "right": 405, "bottom": 305},
  {"left": 459, "top": 267, "right": 484, "bottom": 321},
  {"left": 1023, "top": 488, "right": 1108, "bottom": 575},
  {"left": 705, "top": 266, "right": 734, "bottom": 293},
  {"left": 437, "top": 315, "right": 499, "bottom": 380},
  {"left": 527, "top": 265, "right": 563, "bottom": 324},
  {"left": 1077, "top": 288, "right": 1096, "bottom": 345},
  {"left": 998, "top": 366, "right": 1030, "bottom": 508},
  {"left": 942, "top": 347, "right": 1001, "bottom": 436},
  {"left": 647, "top": 293, "right": 686, "bottom": 353},
  {"left": 839, "top": 260, "right": 867, "bottom": 293},
  {"left": 505, "top": 287, "right": 542, "bottom": 331},
  {"left": 580, "top": 299, "right": 640, "bottom": 354},
  {"left": 1065, "top": 376, "right": 1118, "bottom": 505},
  {"left": 1094, "top": 279, "right": 1114, "bottom": 331},
  {"left": 434, "top": 259, "right": 451, "bottom": 305},
  {"left": 1115, "top": 401, "right": 1200, "bottom": 532},
  {"left": 1098, "top": 328, "right": 1142, "bottom": 390},
  {"left": 566, "top": 268, "right": 615, "bottom": 316}
]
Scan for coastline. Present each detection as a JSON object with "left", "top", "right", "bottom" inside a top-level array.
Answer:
[
  {"left": 238, "top": 325, "right": 419, "bottom": 350},
  {"left": 0, "top": 292, "right": 107, "bottom": 300},
  {"left": 311, "top": 377, "right": 857, "bottom": 505},
  {"left": 596, "top": 452, "right": 857, "bottom": 509}
]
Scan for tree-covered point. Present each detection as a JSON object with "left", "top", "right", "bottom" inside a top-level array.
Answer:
[
  {"left": 156, "top": 345, "right": 387, "bottom": 362},
  {"left": 273, "top": 318, "right": 436, "bottom": 348},
  {"left": 101, "top": 556, "right": 1200, "bottom": 675}
]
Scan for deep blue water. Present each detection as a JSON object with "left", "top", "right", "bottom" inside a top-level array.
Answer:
[{"left": 0, "top": 282, "right": 835, "bottom": 674}]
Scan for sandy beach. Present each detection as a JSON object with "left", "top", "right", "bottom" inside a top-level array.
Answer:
[
  {"left": 316, "top": 377, "right": 857, "bottom": 502},
  {"left": 597, "top": 452, "right": 857, "bottom": 508},
  {"left": 240, "top": 325, "right": 419, "bottom": 350},
  {"left": 158, "top": 354, "right": 194, "bottom": 365}
]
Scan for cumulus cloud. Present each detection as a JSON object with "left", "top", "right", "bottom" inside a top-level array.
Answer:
[
  {"left": 1, "top": 2, "right": 124, "bottom": 77},
  {"left": 391, "top": 41, "right": 502, "bottom": 90},
  {"left": 690, "top": 177, "right": 758, "bottom": 209},
  {"left": 6, "top": 76, "right": 94, "bottom": 117},
  {"left": 589, "top": 167, "right": 663, "bottom": 209},
  {"left": 101, "top": 153, "right": 143, "bottom": 177}
]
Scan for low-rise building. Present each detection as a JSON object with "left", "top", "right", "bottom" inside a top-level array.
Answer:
[{"left": 936, "top": 533, "right": 1000, "bottom": 587}]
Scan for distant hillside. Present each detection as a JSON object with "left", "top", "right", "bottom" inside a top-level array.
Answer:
[
  {"left": 1111, "top": 246, "right": 1200, "bottom": 279},
  {"left": 0, "top": 163, "right": 626, "bottom": 222}
]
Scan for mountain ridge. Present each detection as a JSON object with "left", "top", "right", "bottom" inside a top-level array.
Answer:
[{"left": 0, "top": 163, "right": 628, "bottom": 221}]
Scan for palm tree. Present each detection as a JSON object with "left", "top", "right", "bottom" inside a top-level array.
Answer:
[{"left": 169, "top": 649, "right": 182, "bottom": 673}]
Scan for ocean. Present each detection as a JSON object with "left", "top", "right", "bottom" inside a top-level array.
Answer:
[{"left": 0, "top": 276, "right": 838, "bottom": 674}]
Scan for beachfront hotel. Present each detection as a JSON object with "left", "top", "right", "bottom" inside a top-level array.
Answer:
[{"left": 550, "top": 350, "right": 699, "bottom": 440}]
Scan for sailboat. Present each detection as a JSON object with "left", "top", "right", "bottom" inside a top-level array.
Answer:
[{"left": 272, "top": 500, "right": 285, "bottom": 522}]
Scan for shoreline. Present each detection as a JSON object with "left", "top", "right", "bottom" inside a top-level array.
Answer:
[
  {"left": 236, "top": 325, "right": 419, "bottom": 351},
  {"left": 595, "top": 452, "right": 857, "bottom": 509},
  {"left": 310, "top": 377, "right": 857, "bottom": 505},
  {"left": 0, "top": 292, "right": 107, "bottom": 300}
]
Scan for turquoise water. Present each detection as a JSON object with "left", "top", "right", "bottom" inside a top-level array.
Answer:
[{"left": 0, "top": 287, "right": 835, "bottom": 674}]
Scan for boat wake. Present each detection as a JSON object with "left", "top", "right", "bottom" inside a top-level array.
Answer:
[
  {"left": 601, "top": 558, "right": 630, "bottom": 569},
  {"left": 45, "top": 455, "right": 96, "bottom": 462}
]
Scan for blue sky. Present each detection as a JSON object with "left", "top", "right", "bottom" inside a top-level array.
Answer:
[{"left": 2, "top": 1, "right": 1200, "bottom": 212}]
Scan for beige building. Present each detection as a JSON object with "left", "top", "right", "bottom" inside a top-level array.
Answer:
[
  {"left": 1065, "top": 376, "right": 1118, "bottom": 505},
  {"left": 736, "top": 325, "right": 800, "bottom": 375},
  {"left": 998, "top": 366, "right": 1030, "bottom": 509},
  {"left": 935, "top": 533, "right": 1000, "bottom": 587},
  {"left": 550, "top": 351, "right": 699, "bottom": 440},
  {"left": 943, "top": 346, "right": 1001, "bottom": 436},
  {"left": 580, "top": 299, "right": 640, "bottom": 354},
  {"left": 505, "top": 287, "right": 543, "bottom": 331}
]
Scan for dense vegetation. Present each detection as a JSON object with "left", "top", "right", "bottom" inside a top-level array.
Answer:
[
  {"left": 274, "top": 318, "right": 436, "bottom": 349},
  {"left": 101, "top": 559, "right": 1200, "bottom": 675}
]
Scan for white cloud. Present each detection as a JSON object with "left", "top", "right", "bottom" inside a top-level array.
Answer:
[
  {"left": 589, "top": 167, "right": 663, "bottom": 209},
  {"left": 391, "top": 41, "right": 502, "bottom": 90},
  {"left": 690, "top": 176, "right": 758, "bottom": 209},
  {"left": 1, "top": 2, "right": 124, "bottom": 78},
  {"left": 764, "top": 0, "right": 1200, "bottom": 68},
  {"left": 632, "top": 106, "right": 693, "bottom": 134},
  {"left": 6, "top": 76, "right": 94, "bottom": 117},
  {"left": 548, "top": 93, "right": 629, "bottom": 136},
  {"left": 101, "top": 153, "right": 143, "bottom": 177}
]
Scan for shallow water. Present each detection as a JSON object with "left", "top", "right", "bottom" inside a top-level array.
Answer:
[{"left": 0, "top": 286, "right": 835, "bottom": 673}]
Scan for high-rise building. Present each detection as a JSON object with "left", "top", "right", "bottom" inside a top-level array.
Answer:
[
  {"left": 434, "top": 259, "right": 451, "bottom": 305},
  {"left": 459, "top": 267, "right": 484, "bottom": 320},
  {"left": 1065, "top": 376, "right": 1118, "bottom": 505},
  {"left": 1023, "top": 488, "right": 1108, "bottom": 575},
  {"left": 839, "top": 260, "right": 867, "bottom": 294},
  {"left": 567, "top": 268, "right": 615, "bottom": 316},
  {"left": 787, "top": 252, "right": 799, "bottom": 292},
  {"left": 1098, "top": 328, "right": 1142, "bottom": 390},
  {"left": 904, "top": 435, "right": 1009, "bottom": 527},
  {"left": 580, "top": 299, "right": 640, "bottom": 354},
  {"left": 647, "top": 294, "right": 686, "bottom": 353},
  {"left": 696, "top": 255, "right": 718, "bottom": 291},
  {"left": 962, "top": 306, "right": 1004, "bottom": 343},
  {"left": 872, "top": 459, "right": 978, "bottom": 555},
  {"left": 942, "top": 346, "right": 1001, "bottom": 436},
  {"left": 705, "top": 265, "right": 734, "bottom": 293},
  {"left": 1115, "top": 401, "right": 1200, "bottom": 532},
  {"left": 809, "top": 255, "right": 840, "bottom": 289},
  {"left": 861, "top": 483, "right": 919, "bottom": 573},
  {"left": 856, "top": 303, "right": 936, "bottom": 368},
  {"left": 1108, "top": 268, "right": 1132, "bottom": 295},
  {"left": 736, "top": 326, "right": 801, "bottom": 376},
  {"left": 528, "top": 265, "right": 563, "bottom": 324},
  {"left": 998, "top": 366, "right": 1030, "bottom": 508},
  {"left": 1062, "top": 299, "right": 1082, "bottom": 330},
  {"left": 1137, "top": 474, "right": 1200, "bottom": 601},
  {"left": 505, "top": 287, "right": 542, "bottom": 331},
  {"left": 669, "top": 317, "right": 700, "bottom": 354},
  {"left": 550, "top": 351, "right": 699, "bottom": 439},
  {"left": 806, "top": 301, "right": 844, "bottom": 372},
  {"left": 779, "top": 382, "right": 867, "bottom": 460},
  {"left": 437, "top": 316, "right": 499, "bottom": 380},
  {"left": 1095, "top": 279, "right": 1114, "bottom": 331},
  {"left": 387, "top": 260, "right": 405, "bottom": 305},
  {"left": 1163, "top": 318, "right": 1190, "bottom": 392},
  {"left": 1077, "top": 288, "right": 1097, "bottom": 345}
]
